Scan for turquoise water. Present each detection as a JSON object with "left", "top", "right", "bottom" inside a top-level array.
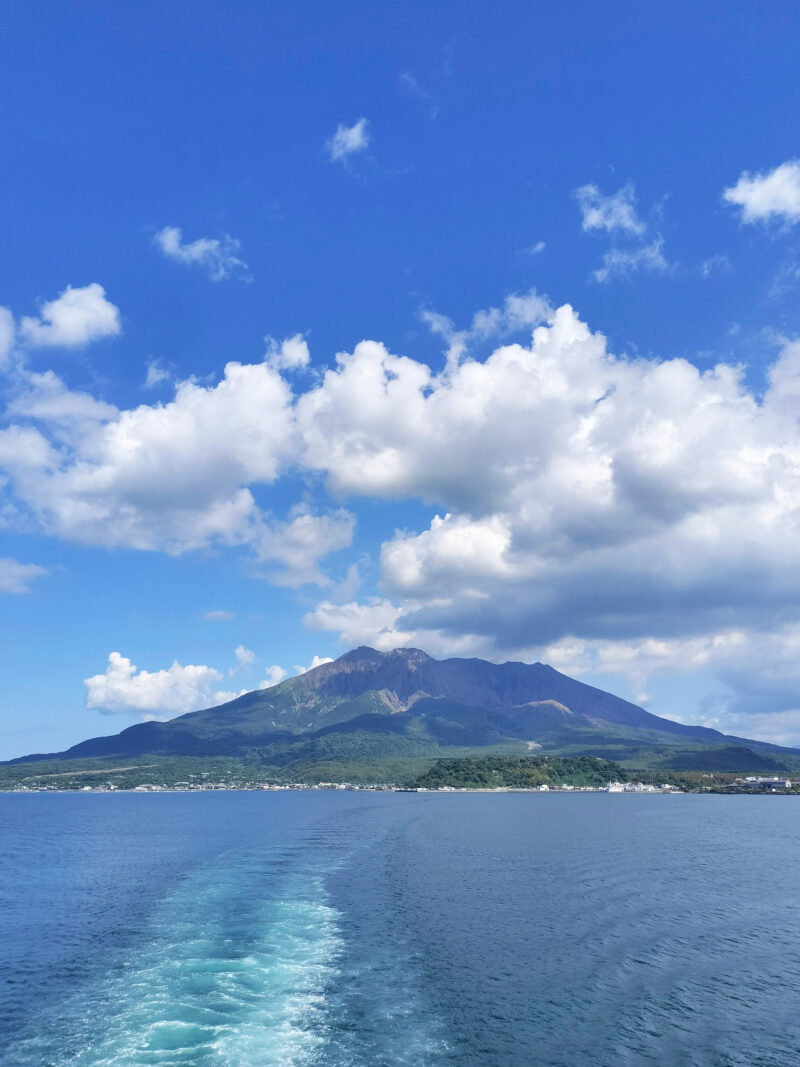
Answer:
[{"left": 1, "top": 792, "right": 800, "bottom": 1065}]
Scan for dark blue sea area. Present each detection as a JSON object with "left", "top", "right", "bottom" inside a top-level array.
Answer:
[{"left": 1, "top": 791, "right": 799, "bottom": 1065}]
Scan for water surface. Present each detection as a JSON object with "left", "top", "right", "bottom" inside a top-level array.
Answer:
[{"left": 1, "top": 792, "right": 799, "bottom": 1065}]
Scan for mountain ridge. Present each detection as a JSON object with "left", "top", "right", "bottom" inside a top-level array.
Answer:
[{"left": 7, "top": 646, "right": 799, "bottom": 773}]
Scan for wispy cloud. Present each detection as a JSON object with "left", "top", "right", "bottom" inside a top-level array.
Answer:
[
  {"left": 700, "top": 254, "right": 732, "bottom": 278},
  {"left": 574, "top": 183, "right": 645, "bottom": 235},
  {"left": 154, "top": 226, "right": 250, "bottom": 282},
  {"left": 420, "top": 287, "right": 552, "bottom": 370},
  {"left": 144, "top": 359, "right": 171, "bottom": 389},
  {"left": 593, "top": 237, "right": 670, "bottom": 283},
  {"left": 575, "top": 182, "right": 672, "bottom": 283},
  {"left": 0, "top": 557, "right": 47, "bottom": 595},
  {"left": 399, "top": 71, "right": 439, "bottom": 118},
  {"left": 326, "top": 118, "right": 370, "bottom": 163}
]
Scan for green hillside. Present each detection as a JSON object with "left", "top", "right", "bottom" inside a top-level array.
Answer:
[{"left": 4, "top": 646, "right": 799, "bottom": 786}]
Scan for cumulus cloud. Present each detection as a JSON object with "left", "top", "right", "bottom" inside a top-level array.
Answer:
[
  {"left": 203, "top": 610, "right": 235, "bottom": 621},
  {"left": 10, "top": 288, "right": 800, "bottom": 736},
  {"left": 724, "top": 160, "right": 800, "bottom": 224},
  {"left": 0, "top": 360, "right": 297, "bottom": 553},
  {"left": 19, "top": 284, "right": 121, "bottom": 348},
  {"left": 84, "top": 651, "right": 242, "bottom": 717},
  {"left": 0, "top": 354, "right": 353, "bottom": 585},
  {"left": 154, "top": 226, "right": 250, "bottom": 282},
  {"left": 0, "top": 557, "right": 46, "bottom": 595},
  {"left": 593, "top": 237, "right": 670, "bottom": 283},
  {"left": 326, "top": 118, "right": 369, "bottom": 163},
  {"left": 296, "top": 305, "right": 800, "bottom": 736},
  {"left": 234, "top": 644, "right": 255, "bottom": 667},
  {"left": 574, "top": 183, "right": 645, "bottom": 235},
  {"left": 260, "top": 665, "right": 288, "bottom": 688}
]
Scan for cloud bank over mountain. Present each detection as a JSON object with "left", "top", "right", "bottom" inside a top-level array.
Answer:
[{"left": 3, "top": 283, "right": 800, "bottom": 736}]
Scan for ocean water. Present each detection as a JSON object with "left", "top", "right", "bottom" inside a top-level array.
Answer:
[{"left": 1, "top": 792, "right": 800, "bottom": 1066}]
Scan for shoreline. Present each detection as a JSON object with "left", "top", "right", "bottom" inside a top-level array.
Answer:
[{"left": 4, "top": 785, "right": 799, "bottom": 796}]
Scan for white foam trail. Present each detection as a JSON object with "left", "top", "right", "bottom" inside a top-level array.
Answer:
[{"left": 6, "top": 853, "right": 344, "bottom": 1066}]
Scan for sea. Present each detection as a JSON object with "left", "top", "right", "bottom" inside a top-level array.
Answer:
[{"left": 1, "top": 791, "right": 799, "bottom": 1066}]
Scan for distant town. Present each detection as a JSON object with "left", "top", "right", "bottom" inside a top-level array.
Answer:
[{"left": 5, "top": 774, "right": 799, "bottom": 795}]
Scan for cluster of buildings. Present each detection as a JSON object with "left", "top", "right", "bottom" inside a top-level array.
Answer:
[
  {"left": 604, "top": 781, "right": 680, "bottom": 793},
  {"left": 733, "top": 776, "right": 795, "bottom": 791}
]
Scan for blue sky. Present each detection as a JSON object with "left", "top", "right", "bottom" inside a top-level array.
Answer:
[{"left": 3, "top": 0, "right": 800, "bottom": 758}]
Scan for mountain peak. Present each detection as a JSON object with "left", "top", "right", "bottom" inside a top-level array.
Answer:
[
  {"left": 11, "top": 643, "right": 797, "bottom": 775},
  {"left": 335, "top": 646, "right": 433, "bottom": 667}
]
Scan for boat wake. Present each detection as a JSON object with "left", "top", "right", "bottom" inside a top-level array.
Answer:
[{"left": 3, "top": 811, "right": 449, "bottom": 1066}]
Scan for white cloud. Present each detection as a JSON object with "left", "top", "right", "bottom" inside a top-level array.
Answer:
[
  {"left": 701, "top": 254, "right": 732, "bottom": 278},
  {"left": 11, "top": 287, "right": 800, "bottom": 735},
  {"left": 0, "top": 557, "right": 46, "bottom": 595},
  {"left": 766, "top": 257, "right": 800, "bottom": 301},
  {"left": 8, "top": 370, "right": 117, "bottom": 431},
  {"left": 252, "top": 506, "right": 355, "bottom": 586},
  {"left": 303, "top": 597, "right": 484, "bottom": 659},
  {"left": 298, "top": 305, "right": 800, "bottom": 731},
  {"left": 526, "top": 241, "right": 546, "bottom": 256},
  {"left": 203, "top": 610, "right": 235, "bottom": 621},
  {"left": 420, "top": 287, "right": 552, "bottom": 369},
  {"left": 593, "top": 237, "right": 670, "bottom": 283},
  {"left": 0, "top": 360, "right": 298, "bottom": 553},
  {"left": 326, "top": 118, "right": 369, "bottom": 163},
  {"left": 234, "top": 644, "right": 255, "bottom": 667},
  {"left": 260, "top": 665, "right": 288, "bottom": 688},
  {"left": 84, "top": 651, "right": 242, "bottom": 718},
  {"left": 0, "top": 354, "right": 354, "bottom": 586},
  {"left": 724, "top": 160, "right": 800, "bottom": 224},
  {"left": 537, "top": 625, "right": 800, "bottom": 746},
  {"left": 304, "top": 599, "right": 424, "bottom": 653},
  {"left": 0, "top": 307, "right": 14, "bottom": 368},
  {"left": 144, "top": 359, "right": 171, "bottom": 389},
  {"left": 154, "top": 226, "right": 250, "bottom": 282},
  {"left": 574, "top": 183, "right": 671, "bottom": 284},
  {"left": 574, "top": 183, "right": 645, "bottom": 235},
  {"left": 264, "top": 333, "right": 310, "bottom": 372},
  {"left": 19, "top": 284, "right": 121, "bottom": 349},
  {"left": 294, "top": 654, "right": 334, "bottom": 675}
]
